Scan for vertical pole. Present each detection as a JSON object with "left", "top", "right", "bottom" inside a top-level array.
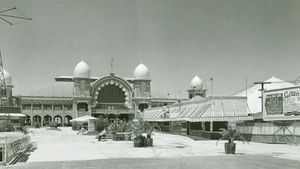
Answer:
[
  {"left": 294, "top": 120, "right": 296, "bottom": 145},
  {"left": 4, "top": 136, "right": 7, "bottom": 164},
  {"left": 210, "top": 77, "right": 214, "bottom": 132}
]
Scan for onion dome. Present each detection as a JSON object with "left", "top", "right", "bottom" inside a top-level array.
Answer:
[
  {"left": 133, "top": 63, "right": 150, "bottom": 80},
  {"left": 3, "top": 69, "right": 12, "bottom": 85},
  {"left": 190, "top": 75, "right": 203, "bottom": 90},
  {"left": 73, "top": 60, "right": 91, "bottom": 78}
]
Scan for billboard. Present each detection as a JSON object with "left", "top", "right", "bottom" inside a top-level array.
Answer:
[{"left": 263, "top": 86, "right": 300, "bottom": 121}]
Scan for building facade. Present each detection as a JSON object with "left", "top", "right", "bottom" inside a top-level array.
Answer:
[{"left": 18, "top": 61, "right": 182, "bottom": 126}]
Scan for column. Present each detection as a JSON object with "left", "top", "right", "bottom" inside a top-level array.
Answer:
[
  {"left": 52, "top": 104, "right": 54, "bottom": 121},
  {"left": 41, "top": 116, "right": 44, "bottom": 126},
  {"left": 73, "top": 101, "right": 78, "bottom": 118},
  {"left": 62, "top": 104, "right": 65, "bottom": 127},
  {"left": 41, "top": 104, "right": 44, "bottom": 113},
  {"left": 210, "top": 121, "right": 213, "bottom": 132},
  {"left": 88, "top": 103, "right": 91, "bottom": 116},
  {"left": 187, "top": 121, "right": 190, "bottom": 135},
  {"left": 30, "top": 116, "right": 34, "bottom": 126}
]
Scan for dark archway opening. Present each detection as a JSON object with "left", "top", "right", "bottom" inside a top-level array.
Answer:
[
  {"left": 138, "top": 103, "right": 148, "bottom": 112},
  {"left": 96, "top": 85, "right": 126, "bottom": 109},
  {"left": 54, "top": 115, "right": 62, "bottom": 126},
  {"left": 77, "top": 102, "right": 88, "bottom": 111},
  {"left": 43, "top": 115, "right": 52, "bottom": 126}
]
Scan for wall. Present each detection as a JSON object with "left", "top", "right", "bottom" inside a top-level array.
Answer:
[{"left": 237, "top": 121, "right": 300, "bottom": 144}]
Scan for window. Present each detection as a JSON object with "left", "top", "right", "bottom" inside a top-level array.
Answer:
[
  {"left": 44, "top": 104, "right": 52, "bottom": 110},
  {"left": 54, "top": 105, "right": 62, "bottom": 110},
  {"left": 33, "top": 104, "right": 41, "bottom": 110},
  {"left": 22, "top": 104, "right": 31, "bottom": 110},
  {"left": 64, "top": 105, "right": 73, "bottom": 110}
]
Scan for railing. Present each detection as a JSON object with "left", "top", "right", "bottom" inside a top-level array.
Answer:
[
  {"left": 95, "top": 103, "right": 125, "bottom": 110},
  {"left": 0, "top": 107, "right": 21, "bottom": 113},
  {"left": 21, "top": 109, "right": 32, "bottom": 114},
  {"left": 0, "top": 135, "right": 33, "bottom": 165}
]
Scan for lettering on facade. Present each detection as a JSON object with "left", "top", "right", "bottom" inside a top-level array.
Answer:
[{"left": 284, "top": 90, "right": 300, "bottom": 98}]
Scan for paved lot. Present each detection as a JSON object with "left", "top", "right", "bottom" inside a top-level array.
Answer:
[
  {"left": 2, "top": 127, "right": 300, "bottom": 168},
  {"left": 4, "top": 155, "right": 300, "bottom": 169}
]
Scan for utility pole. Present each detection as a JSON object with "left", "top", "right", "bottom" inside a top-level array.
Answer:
[{"left": 254, "top": 81, "right": 272, "bottom": 113}]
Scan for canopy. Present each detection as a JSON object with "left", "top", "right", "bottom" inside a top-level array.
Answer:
[
  {"left": 143, "top": 96, "right": 253, "bottom": 122},
  {"left": 70, "top": 115, "right": 97, "bottom": 123},
  {"left": 0, "top": 113, "right": 26, "bottom": 118}
]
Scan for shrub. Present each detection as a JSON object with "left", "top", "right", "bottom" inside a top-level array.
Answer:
[
  {"left": 95, "top": 117, "right": 109, "bottom": 132},
  {"left": 0, "top": 120, "right": 14, "bottom": 132}
]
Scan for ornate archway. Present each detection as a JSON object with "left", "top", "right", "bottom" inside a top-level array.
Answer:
[{"left": 91, "top": 75, "right": 133, "bottom": 109}]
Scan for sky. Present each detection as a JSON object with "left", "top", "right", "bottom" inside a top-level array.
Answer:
[{"left": 1, "top": 0, "right": 300, "bottom": 98}]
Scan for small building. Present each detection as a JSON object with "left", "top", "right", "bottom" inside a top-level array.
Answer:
[{"left": 143, "top": 76, "right": 253, "bottom": 139}]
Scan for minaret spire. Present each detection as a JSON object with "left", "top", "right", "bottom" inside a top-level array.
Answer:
[{"left": 110, "top": 57, "right": 114, "bottom": 73}]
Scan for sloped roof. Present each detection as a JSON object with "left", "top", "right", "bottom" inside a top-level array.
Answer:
[
  {"left": 21, "top": 82, "right": 74, "bottom": 97},
  {"left": 235, "top": 76, "right": 295, "bottom": 114},
  {"left": 143, "top": 96, "right": 252, "bottom": 122}
]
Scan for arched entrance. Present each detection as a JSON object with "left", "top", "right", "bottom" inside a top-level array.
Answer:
[
  {"left": 138, "top": 103, "right": 149, "bottom": 112},
  {"left": 32, "top": 115, "right": 41, "bottom": 125},
  {"left": 91, "top": 75, "right": 134, "bottom": 122},
  {"left": 64, "top": 115, "right": 72, "bottom": 126},
  {"left": 25, "top": 115, "right": 31, "bottom": 126},
  {"left": 77, "top": 102, "right": 88, "bottom": 111},
  {"left": 43, "top": 115, "right": 52, "bottom": 126},
  {"left": 54, "top": 115, "right": 62, "bottom": 126}
]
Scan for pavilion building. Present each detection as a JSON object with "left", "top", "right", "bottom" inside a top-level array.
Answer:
[{"left": 18, "top": 61, "right": 179, "bottom": 126}]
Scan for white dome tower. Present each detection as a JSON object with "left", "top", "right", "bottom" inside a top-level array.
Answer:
[
  {"left": 3, "top": 69, "right": 12, "bottom": 85},
  {"left": 188, "top": 75, "right": 206, "bottom": 99},
  {"left": 72, "top": 60, "right": 92, "bottom": 112},
  {"left": 133, "top": 63, "right": 150, "bottom": 80},
  {"left": 2, "top": 69, "right": 14, "bottom": 106},
  {"left": 73, "top": 61, "right": 91, "bottom": 78},
  {"left": 190, "top": 75, "right": 203, "bottom": 90},
  {"left": 132, "top": 63, "right": 151, "bottom": 113}
]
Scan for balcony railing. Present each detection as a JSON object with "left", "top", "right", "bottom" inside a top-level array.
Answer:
[{"left": 94, "top": 103, "right": 126, "bottom": 110}]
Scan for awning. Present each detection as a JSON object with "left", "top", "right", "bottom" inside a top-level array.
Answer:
[
  {"left": 70, "top": 115, "right": 97, "bottom": 123},
  {"left": 143, "top": 96, "right": 251, "bottom": 122},
  {"left": 0, "top": 113, "right": 26, "bottom": 117}
]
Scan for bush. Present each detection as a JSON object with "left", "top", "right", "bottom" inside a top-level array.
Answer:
[
  {"left": 72, "top": 122, "right": 80, "bottom": 130},
  {"left": 0, "top": 120, "right": 14, "bottom": 132},
  {"left": 95, "top": 117, "right": 109, "bottom": 132}
]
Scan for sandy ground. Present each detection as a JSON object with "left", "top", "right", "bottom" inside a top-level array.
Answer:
[
  {"left": 19, "top": 127, "right": 300, "bottom": 163},
  {"left": 6, "top": 155, "right": 300, "bottom": 169}
]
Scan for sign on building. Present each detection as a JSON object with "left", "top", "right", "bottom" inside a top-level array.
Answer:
[{"left": 263, "top": 86, "right": 300, "bottom": 121}]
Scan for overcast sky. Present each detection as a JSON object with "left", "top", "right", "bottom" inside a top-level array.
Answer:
[{"left": 1, "top": 0, "right": 300, "bottom": 98}]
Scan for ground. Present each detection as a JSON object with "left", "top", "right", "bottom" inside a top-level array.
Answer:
[{"left": 1, "top": 127, "right": 300, "bottom": 169}]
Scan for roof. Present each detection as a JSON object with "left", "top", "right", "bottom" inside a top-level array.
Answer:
[
  {"left": 70, "top": 115, "right": 97, "bottom": 122},
  {"left": 20, "top": 82, "right": 74, "bottom": 97},
  {"left": 235, "top": 76, "right": 295, "bottom": 114},
  {"left": 143, "top": 96, "right": 252, "bottom": 122}
]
